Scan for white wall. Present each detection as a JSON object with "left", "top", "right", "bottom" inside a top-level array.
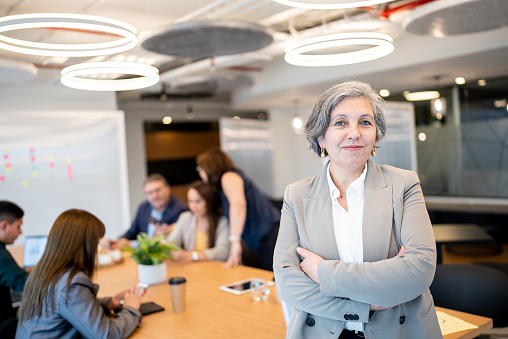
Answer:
[{"left": 269, "top": 105, "right": 323, "bottom": 199}]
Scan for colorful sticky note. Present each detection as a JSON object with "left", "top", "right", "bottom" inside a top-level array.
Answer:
[
  {"left": 47, "top": 154, "right": 53, "bottom": 160},
  {"left": 22, "top": 180, "right": 28, "bottom": 187},
  {"left": 67, "top": 164, "right": 73, "bottom": 181},
  {"left": 0, "top": 176, "right": 4, "bottom": 182},
  {"left": 6, "top": 168, "right": 12, "bottom": 174},
  {"left": 32, "top": 170, "right": 38, "bottom": 177},
  {"left": 3, "top": 148, "right": 7, "bottom": 153},
  {"left": 29, "top": 146, "right": 34, "bottom": 152},
  {"left": 3, "top": 154, "right": 7, "bottom": 159},
  {"left": 31, "top": 156, "right": 35, "bottom": 162},
  {"left": 66, "top": 157, "right": 72, "bottom": 164},
  {"left": 5, "top": 163, "right": 10, "bottom": 168},
  {"left": 49, "top": 162, "right": 54, "bottom": 168}
]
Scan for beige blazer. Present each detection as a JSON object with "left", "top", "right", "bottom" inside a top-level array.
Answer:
[
  {"left": 167, "top": 211, "right": 230, "bottom": 261},
  {"left": 274, "top": 160, "right": 442, "bottom": 339}
]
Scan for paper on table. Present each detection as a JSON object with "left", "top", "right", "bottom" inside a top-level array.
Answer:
[{"left": 436, "top": 311, "right": 478, "bottom": 335}]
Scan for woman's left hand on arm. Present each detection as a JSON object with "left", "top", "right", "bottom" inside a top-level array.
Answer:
[{"left": 297, "top": 247, "right": 324, "bottom": 284}]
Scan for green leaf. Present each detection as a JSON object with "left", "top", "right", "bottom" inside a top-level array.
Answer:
[{"left": 122, "top": 232, "right": 180, "bottom": 265}]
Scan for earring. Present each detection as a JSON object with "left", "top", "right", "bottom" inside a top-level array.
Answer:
[
  {"left": 371, "top": 146, "right": 378, "bottom": 156},
  {"left": 320, "top": 147, "right": 326, "bottom": 158}
]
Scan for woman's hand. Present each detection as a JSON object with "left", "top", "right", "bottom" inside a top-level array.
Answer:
[
  {"left": 109, "top": 289, "right": 128, "bottom": 310},
  {"left": 171, "top": 250, "right": 192, "bottom": 263},
  {"left": 297, "top": 247, "right": 323, "bottom": 284},
  {"left": 123, "top": 285, "right": 145, "bottom": 310},
  {"left": 223, "top": 241, "right": 242, "bottom": 268}
]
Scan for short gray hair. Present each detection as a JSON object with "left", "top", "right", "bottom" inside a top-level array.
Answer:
[
  {"left": 304, "top": 80, "right": 387, "bottom": 157},
  {"left": 144, "top": 173, "right": 169, "bottom": 187}
]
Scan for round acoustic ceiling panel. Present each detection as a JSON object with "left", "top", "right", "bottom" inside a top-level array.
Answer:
[
  {"left": 403, "top": 0, "right": 508, "bottom": 37},
  {"left": 140, "top": 20, "right": 273, "bottom": 58},
  {"left": 170, "top": 73, "right": 254, "bottom": 93}
]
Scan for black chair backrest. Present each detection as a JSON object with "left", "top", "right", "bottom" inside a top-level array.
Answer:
[{"left": 430, "top": 264, "right": 508, "bottom": 327}]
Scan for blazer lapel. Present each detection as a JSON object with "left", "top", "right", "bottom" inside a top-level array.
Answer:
[
  {"left": 302, "top": 162, "right": 341, "bottom": 260},
  {"left": 363, "top": 160, "right": 394, "bottom": 262}
]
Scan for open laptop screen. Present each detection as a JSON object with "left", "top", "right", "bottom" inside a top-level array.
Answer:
[{"left": 23, "top": 235, "right": 48, "bottom": 268}]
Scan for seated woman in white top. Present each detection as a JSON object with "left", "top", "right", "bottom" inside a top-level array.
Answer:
[{"left": 167, "top": 181, "right": 230, "bottom": 262}]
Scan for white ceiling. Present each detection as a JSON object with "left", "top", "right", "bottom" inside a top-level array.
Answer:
[{"left": 1, "top": 0, "right": 507, "bottom": 109}]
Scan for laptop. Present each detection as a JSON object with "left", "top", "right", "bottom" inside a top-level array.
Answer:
[{"left": 23, "top": 235, "right": 48, "bottom": 268}]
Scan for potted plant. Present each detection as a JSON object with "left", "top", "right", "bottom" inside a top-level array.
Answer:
[{"left": 124, "top": 233, "right": 179, "bottom": 285}]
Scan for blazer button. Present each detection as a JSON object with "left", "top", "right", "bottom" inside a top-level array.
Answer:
[
  {"left": 306, "top": 318, "right": 316, "bottom": 327},
  {"left": 353, "top": 314, "right": 359, "bottom": 321},
  {"left": 400, "top": 316, "right": 406, "bottom": 324},
  {"left": 344, "top": 314, "right": 349, "bottom": 320}
]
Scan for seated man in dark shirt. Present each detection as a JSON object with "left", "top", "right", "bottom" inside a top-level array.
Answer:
[
  {"left": 0, "top": 201, "right": 28, "bottom": 339},
  {"left": 113, "top": 174, "right": 188, "bottom": 247}
]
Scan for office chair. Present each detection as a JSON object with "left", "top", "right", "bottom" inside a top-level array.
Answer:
[{"left": 430, "top": 264, "right": 508, "bottom": 334}]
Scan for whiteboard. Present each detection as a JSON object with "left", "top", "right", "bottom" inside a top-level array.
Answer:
[{"left": 0, "top": 111, "right": 130, "bottom": 244}]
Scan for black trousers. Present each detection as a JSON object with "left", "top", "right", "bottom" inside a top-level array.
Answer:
[
  {"left": 338, "top": 329, "right": 364, "bottom": 339},
  {"left": 241, "top": 222, "right": 280, "bottom": 271}
]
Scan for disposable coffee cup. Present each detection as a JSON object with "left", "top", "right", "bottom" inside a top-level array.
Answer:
[{"left": 168, "top": 276, "right": 186, "bottom": 312}]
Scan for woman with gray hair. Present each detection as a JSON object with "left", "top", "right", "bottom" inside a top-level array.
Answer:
[{"left": 274, "top": 80, "right": 441, "bottom": 339}]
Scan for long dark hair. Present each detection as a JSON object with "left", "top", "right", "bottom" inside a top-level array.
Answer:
[
  {"left": 196, "top": 147, "right": 239, "bottom": 189},
  {"left": 18, "top": 209, "right": 105, "bottom": 321},
  {"left": 189, "top": 181, "right": 221, "bottom": 248}
]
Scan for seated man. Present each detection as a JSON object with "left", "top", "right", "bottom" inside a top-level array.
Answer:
[
  {"left": 0, "top": 201, "right": 28, "bottom": 339},
  {"left": 115, "top": 174, "right": 188, "bottom": 247}
]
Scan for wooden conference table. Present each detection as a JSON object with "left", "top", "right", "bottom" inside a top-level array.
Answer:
[{"left": 9, "top": 246, "right": 492, "bottom": 339}]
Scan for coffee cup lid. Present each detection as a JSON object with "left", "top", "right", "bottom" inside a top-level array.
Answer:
[{"left": 168, "top": 276, "right": 186, "bottom": 285}]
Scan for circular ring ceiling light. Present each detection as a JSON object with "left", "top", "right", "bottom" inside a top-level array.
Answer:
[
  {"left": 273, "top": 0, "right": 392, "bottom": 10},
  {"left": 284, "top": 32, "right": 394, "bottom": 67},
  {"left": 0, "top": 13, "right": 138, "bottom": 57},
  {"left": 60, "top": 62, "right": 159, "bottom": 91}
]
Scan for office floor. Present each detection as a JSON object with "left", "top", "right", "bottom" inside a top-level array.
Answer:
[{"left": 441, "top": 243, "right": 508, "bottom": 339}]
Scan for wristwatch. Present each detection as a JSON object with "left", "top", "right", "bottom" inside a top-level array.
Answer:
[{"left": 191, "top": 251, "right": 199, "bottom": 261}]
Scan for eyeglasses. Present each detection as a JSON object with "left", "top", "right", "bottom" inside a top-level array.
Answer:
[{"left": 196, "top": 166, "right": 202, "bottom": 173}]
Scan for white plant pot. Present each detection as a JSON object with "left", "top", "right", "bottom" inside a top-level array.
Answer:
[{"left": 137, "top": 262, "right": 167, "bottom": 285}]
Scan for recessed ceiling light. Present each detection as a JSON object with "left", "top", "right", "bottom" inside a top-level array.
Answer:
[
  {"left": 477, "top": 79, "right": 487, "bottom": 86},
  {"left": 404, "top": 91, "right": 440, "bottom": 101},
  {"left": 455, "top": 77, "right": 466, "bottom": 85},
  {"left": 379, "top": 89, "right": 390, "bottom": 97},
  {"left": 162, "top": 116, "right": 172, "bottom": 124},
  {"left": 292, "top": 116, "right": 303, "bottom": 129}
]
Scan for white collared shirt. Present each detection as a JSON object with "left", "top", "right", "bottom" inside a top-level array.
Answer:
[{"left": 326, "top": 162, "right": 367, "bottom": 332}]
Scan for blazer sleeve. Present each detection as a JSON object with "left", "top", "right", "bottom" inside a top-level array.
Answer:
[
  {"left": 204, "top": 216, "right": 230, "bottom": 261},
  {"left": 318, "top": 170, "right": 437, "bottom": 307},
  {"left": 121, "top": 203, "right": 146, "bottom": 240},
  {"left": 274, "top": 185, "right": 371, "bottom": 323},
  {"left": 166, "top": 212, "right": 187, "bottom": 248},
  {"left": 59, "top": 276, "right": 142, "bottom": 339}
]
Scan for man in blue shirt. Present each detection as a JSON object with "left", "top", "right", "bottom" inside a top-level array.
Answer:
[
  {"left": 114, "top": 174, "right": 188, "bottom": 247},
  {"left": 0, "top": 201, "right": 28, "bottom": 339}
]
